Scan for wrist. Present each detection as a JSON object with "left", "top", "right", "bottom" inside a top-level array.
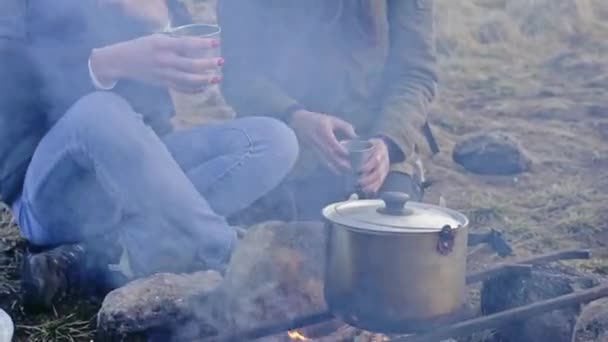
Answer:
[
  {"left": 283, "top": 104, "right": 307, "bottom": 125},
  {"left": 374, "top": 135, "right": 405, "bottom": 163},
  {"left": 89, "top": 45, "right": 123, "bottom": 85}
]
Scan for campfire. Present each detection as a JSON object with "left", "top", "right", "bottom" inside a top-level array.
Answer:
[
  {"left": 96, "top": 221, "right": 608, "bottom": 342},
  {"left": 204, "top": 249, "right": 607, "bottom": 342},
  {"left": 287, "top": 330, "right": 310, "bottom": 341}
]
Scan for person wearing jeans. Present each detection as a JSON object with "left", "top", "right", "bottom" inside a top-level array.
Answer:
[
  {"left": 14, "top": 0, "right": 298, "bottom": 310},
  {"left": 16, "top": 92, "right": 298, "bottom": 308}
]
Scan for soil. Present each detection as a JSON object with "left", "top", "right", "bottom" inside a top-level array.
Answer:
[{"left": 2, "top": 0, "right": 608, "bottom": 341}]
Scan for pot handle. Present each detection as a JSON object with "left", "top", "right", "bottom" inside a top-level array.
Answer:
[
  {"left": 437, "top": 225, "right": 456, "bottom": 255},
  {"left": 379, "top": 192, "right": 411, "bottom": 216}
]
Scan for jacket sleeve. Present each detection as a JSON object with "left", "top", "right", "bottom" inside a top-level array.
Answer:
[
  {"left": 217, "top": 0, "right": 299, "bottom": 120},
  {"left": 26, "top": 1, "right": 98, "bottom": 125},
  {"left": 29, "top": 38, "right": 96, "bottom": 125},
  {"left": 372, "top": 0, "right": 439, "bottom": 160}
]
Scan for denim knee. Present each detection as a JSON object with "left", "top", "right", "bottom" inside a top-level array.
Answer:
[
  {"left": 57, "top": 91, "right": 154, "bottom": 151},
  {"left": 244, "top": 116, "right": 299, "bottom": 169},
  {"left": 61, "top": 91, "right": 140, "bottom": 127}
]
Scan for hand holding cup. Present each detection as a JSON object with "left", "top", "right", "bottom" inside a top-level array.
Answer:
[
  {"left": 162, "top": 24, "right": 223, "bottom": 117},
  {"left": 358, "top": 138, "right": 391, "bottom": 195},
  {"left": 340, "top": 139, "right": 373, "bottom": 196},
  {"left": 163, "top": 24, "right": 224, "bottom": 89},
  {"left": 89, "top": 30, "right": 223, "bottom": 93}
]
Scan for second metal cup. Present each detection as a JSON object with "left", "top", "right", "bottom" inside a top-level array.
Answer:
[{"left": 340, "top": 139, "right": 374, "bottom": 196}]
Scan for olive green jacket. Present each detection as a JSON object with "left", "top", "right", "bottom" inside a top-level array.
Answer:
[{"left": 218, "top": 0, "right": 439, "bottom": 179}]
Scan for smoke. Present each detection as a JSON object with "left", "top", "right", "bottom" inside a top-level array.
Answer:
[{"left": 171, "top": 221, "right": 328, "bottom": 341}]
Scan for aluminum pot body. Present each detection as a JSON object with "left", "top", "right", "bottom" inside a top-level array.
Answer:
[{"left": 323, "top": 221, "right": 468, "bottom": 333}]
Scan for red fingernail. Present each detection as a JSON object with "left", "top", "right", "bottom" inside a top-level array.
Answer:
[
  {"left": 210, "top": 76, "right": 222, "bottom": 84},
  {"left": 211, "top": 40, "right": 220, "bottom": 48},
  {"left": 217, "top": 58, "right": 225, "bottom": 66}
]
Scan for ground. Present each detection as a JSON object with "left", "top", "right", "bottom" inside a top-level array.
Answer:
[{"left": 2, "top": 0, "right": 608, "bottom": 340}]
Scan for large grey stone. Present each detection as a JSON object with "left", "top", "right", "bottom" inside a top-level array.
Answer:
[
  {"left": 453, "top": 131, "right": 532, "bottom": 175},
  {"left": 96, "top": 271, "right": 223, "bottom": 341}
]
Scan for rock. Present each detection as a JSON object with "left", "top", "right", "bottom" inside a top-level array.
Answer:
[
  {"left": 96, "top": 270, "right": 223, "bottom": 341},
  {"left": 453, "top": 131, "right": 532, "bottom": 175},
  {"left": 572, "top": 298, "right": 608, "bottom": 342},
  {"left": 97, "top": 221, "right": 329, "bottom": 341},
  {"left": 481, "top": 267, "right": 581, "bottom": 342}
]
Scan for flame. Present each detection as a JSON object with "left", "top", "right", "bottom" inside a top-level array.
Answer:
[{"left": 287, "top": 330, "right": 310, "bottom": 341}]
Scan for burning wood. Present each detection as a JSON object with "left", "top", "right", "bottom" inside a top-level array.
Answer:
[{"left": 287, "top": 330, "right": 310, "bottom": 341}]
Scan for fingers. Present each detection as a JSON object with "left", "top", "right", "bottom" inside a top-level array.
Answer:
[
  {"left": 319, "top": 144, "right": 350, "bottom": 174},
  {"left": 325, "top": 134, "right": 349, "bottom": 159},
  {"left": 170, "top": 55, "right": 224, "bottom": 74},
  {"left": 358, "top": 141, "right": 390, "bottom": 194},
  {"left": 326, "top": 117, "right": 352, "bottom": 158},
  {"left": 360, "top": 139, "right": 387, "bottom": 173},
  {"left": 358, "top": 164, "right": 379, "bottom": 191},
  {"left": 331, "top": 117, "right": 357, "bottom": 139},
  {"left": 156, "top": 48, "right": 223, "bottom": 91},
  {"left": 359, "top": 154, "right": 380, "bottom": 186},
  {"left": 359, "top": 163, "right": 387, "bottom": 194},
  {"left": 164, "top": 69, "right": 222, "bottom": 93},
  {"left": 165, "top": 36, "right": 220, "bottom": 55},
  {"left": 318, "top": 148, "right": 342, "bottom": 175},
  {"left": 360, "top": 150, "right": 381, "bottom": 174},
  {"left": 320, "top": 130, "right": 350, "bottom": 173},
  {"left": 328, "top": 155, "right": 351, "bottom": 174}
]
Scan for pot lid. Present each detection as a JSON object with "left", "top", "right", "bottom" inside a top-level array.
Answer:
[{"left": 322, "top": 192, "right": 468, "bottom": 234}]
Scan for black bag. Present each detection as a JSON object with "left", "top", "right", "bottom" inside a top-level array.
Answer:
[{"left": 0, "top": 40, "right": 47, "bottom": 204}]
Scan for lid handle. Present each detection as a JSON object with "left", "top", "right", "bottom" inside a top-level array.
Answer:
[{"left": 379, "top": 192, "right": 411, "bottom": 216}]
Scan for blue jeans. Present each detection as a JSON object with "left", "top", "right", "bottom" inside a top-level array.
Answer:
[{"left": 13, "top": 92, "right": 298, "bottom": 276}]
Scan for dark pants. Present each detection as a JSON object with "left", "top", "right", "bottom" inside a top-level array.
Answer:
[{"left": 291, "top": 169, "right": 423, "bottom": 221}]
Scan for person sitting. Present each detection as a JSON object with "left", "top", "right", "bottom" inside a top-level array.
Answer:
[
  {"left": 4, "top": 0, "right": 298, "bottom": 310},
  {"left": 218, "top": 0, "right": 440, "bottom": 219}
]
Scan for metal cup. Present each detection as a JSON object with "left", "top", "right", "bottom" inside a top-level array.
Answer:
[
  {"left": 340, "top": 139, "right": 374, "bottom": 196},
  {"left": 165, "top": 23, "right": 221, "bottom": 60},
  {"left": 164, "top": 24, "right": 222, "bottom": 119}
]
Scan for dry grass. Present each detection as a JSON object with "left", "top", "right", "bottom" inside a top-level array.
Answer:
[{"left": 15, "top": 312, "right": 94, "bottom": 342}]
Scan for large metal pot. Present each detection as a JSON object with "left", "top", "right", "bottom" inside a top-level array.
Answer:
[{"left": 322, "top": 192, "right": 469, "bottom": 333}]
